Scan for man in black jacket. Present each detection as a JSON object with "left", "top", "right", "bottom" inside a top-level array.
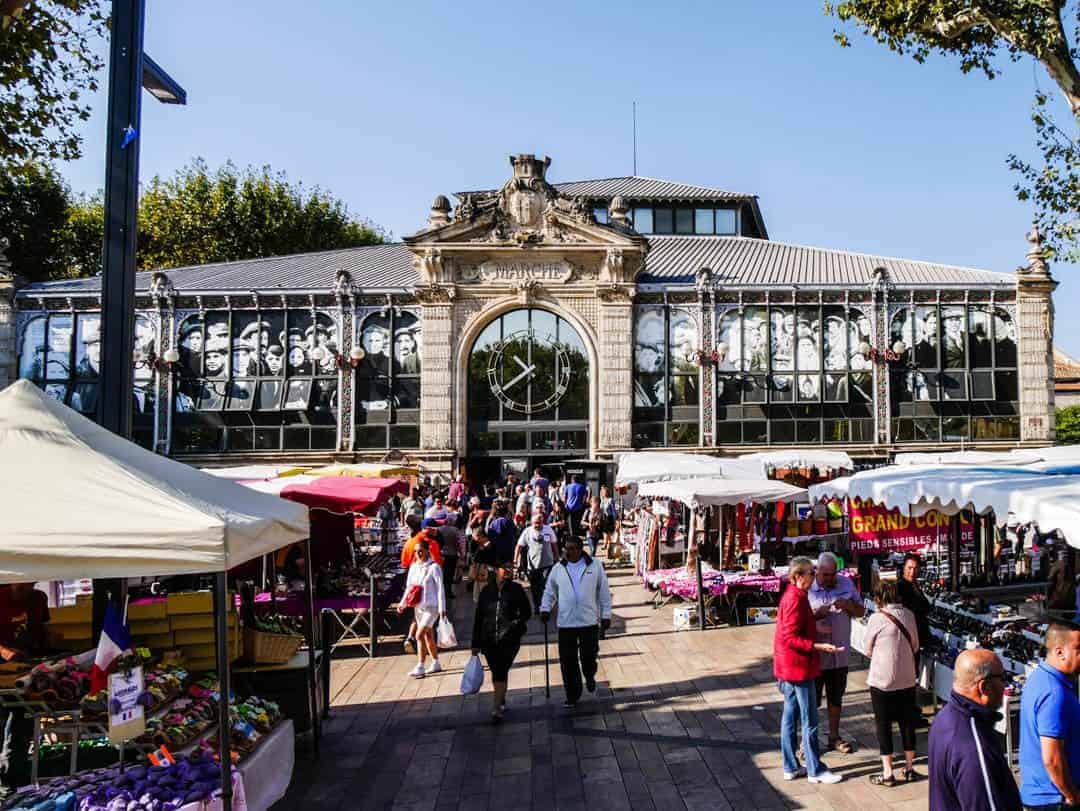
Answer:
[{"left": 471, "top": 561, "right": 531, "bottom": 723}]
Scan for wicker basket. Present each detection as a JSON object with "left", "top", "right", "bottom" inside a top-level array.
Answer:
[{"left": 243, "top": 627, "right": 303, "bottom": 664}]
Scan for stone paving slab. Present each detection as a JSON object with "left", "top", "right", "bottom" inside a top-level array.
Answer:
[{"left": 273, "top": 565, "right": 938, "bottom": 810}]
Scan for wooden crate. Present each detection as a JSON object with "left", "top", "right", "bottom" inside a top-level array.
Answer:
[
  {"left": 130, "top": 619, "right": 171, "bottom": 636},
  {"left": 128, "top": 600, "right": 167, "bottom": 621}
]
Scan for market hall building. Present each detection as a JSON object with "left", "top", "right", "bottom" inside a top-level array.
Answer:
[{"left": 0, "top": 154, "right": 1059, "bottom": 482}]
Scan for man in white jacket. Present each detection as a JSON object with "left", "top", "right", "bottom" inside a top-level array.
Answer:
[{"left": 539, "top": 536, "right": 613, "bottom": 708}]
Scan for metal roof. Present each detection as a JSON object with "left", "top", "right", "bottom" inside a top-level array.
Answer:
[
  {"left": 457, "top": 175, "right": 754, "bottom": 202},
  {"left": 640, "top": 236, "right": 1015, "bottom": 287},
  {"left": 19, "top": 243, "right": 415, "bottom": 295},
  {"left": 19, "top": 236, "right": 1015, "bottom": 299}
]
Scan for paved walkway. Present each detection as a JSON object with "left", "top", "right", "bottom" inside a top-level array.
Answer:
[{"left": 275, "top": 566, "right": 935, "bottom": 810}]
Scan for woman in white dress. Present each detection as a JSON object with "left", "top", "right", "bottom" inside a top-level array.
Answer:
[{"left": 399, "top": 540, "right": 446, "bottom": 678}]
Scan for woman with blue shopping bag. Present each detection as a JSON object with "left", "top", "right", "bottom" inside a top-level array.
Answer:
[{"left": 469, "top": 559, "right": 532, "bottom": 722}]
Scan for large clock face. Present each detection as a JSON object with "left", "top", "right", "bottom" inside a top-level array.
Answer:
[{"left": 487, "top": 329, "right": 572, "bottom": 414}]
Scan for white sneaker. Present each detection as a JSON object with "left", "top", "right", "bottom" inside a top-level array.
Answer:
[
  {"left": 425, "top": 660, "right": 443, "bottom": 674},
  {"left": 783, "top": 767, "right": 806, "bottom": 781},
  {"left": 408, "top": 663, "right": 426, "bottom": 678},
  {"left": 808, "top": 770, "right": 843, "bottom": 784}
]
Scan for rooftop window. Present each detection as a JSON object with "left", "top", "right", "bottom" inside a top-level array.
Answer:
[{"left": 627, "top": 206, "right": 739, "bottom": 236}]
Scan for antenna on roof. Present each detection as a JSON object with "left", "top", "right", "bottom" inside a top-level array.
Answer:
[{"left": 632, "top": 101, "right": 637, "bottom": 176}]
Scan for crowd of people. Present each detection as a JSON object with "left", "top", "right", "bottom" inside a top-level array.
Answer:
[
  {"left": 774, "top": 551, "right": 1080, "bottom": 809},
  {"left": 393, "top": 469, "right": 615, "bottom": 721}
]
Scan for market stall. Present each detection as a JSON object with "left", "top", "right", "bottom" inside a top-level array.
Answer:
[
  {"left": 633, "top": 476, "right": 810, "bottom": 629},
  {"left": 243, "top": 475, "right": 410, "bottom": 662},
  {"left": 305, "top": 462, "right": 421, "bottom": 479},
  {"left": 809, "top": 459, "right": 1080, "bottom": 763},
  {"left": 0, "top": 380, "right": 311, "bottom": 811}
]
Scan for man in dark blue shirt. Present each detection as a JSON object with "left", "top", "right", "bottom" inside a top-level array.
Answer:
[
  {"left": 486, "top": 501, "right": 519, "bottom": 566},
  {"left": 1020, "top": 622, "right": 1080, "bottom": 809},
  {"left": 563, "top": 475, "right": 589, "bottom": 538},
  {"left": 928, "top": 649, "right": 1020, "bottom": 811}
]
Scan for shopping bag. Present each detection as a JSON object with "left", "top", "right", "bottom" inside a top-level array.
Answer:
[
  {"left": 437, "top": 617, "right": 458, "bottom": 649},
  {"left": 460, "top": 654, "right": 484, "bottom": 695}
]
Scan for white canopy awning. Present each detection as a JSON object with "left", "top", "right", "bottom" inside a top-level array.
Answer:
[
  {"left": 200, "top": 464, "right": 310, "bottom": 481},
  {"left": 0, "top": 381, "right": 310, "bottom": 584},
  {"left": 615, "top": 452, "right": 735, "bottom": 487},
  {"left": 637, "top": 476, "right": 806, "bottom": 509},
  {"left": 737, "top": 450, "right": 854, "bottom": 472},
  {"left": 808, "top": 462, "right": 1080, "bottom": 545}
]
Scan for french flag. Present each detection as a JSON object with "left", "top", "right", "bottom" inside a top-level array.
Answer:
[{"left": 90, "top": 603, "right": 132, "bottom": 694}]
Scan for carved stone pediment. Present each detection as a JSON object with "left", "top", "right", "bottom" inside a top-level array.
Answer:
[{"left": 405, "top": 154, "right": 646, "bottom": 252}]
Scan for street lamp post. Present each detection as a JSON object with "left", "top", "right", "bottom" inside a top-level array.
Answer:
[{"left": 97, "top": 0, "right": 185, "bottom": 438}]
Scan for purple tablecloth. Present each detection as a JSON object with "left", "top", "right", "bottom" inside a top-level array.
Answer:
[{"left": 238, "top": 592, "right": 371, "bottom": 616}]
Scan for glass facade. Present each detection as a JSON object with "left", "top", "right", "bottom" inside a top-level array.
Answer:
[
  {"left": 711, "top": 304, "right": 874, "bottom": 445},
  {"left": 632, "top": 306, "right": 701, "bottom": 446},
  {"left": 353, "top": 309, "right": 422, "bottom": 449},
  {"left": 172, "top": 309, "right": 340, "bottom": 453},
  {"left": 467, "top": 308, "right": 589, "bottom": 456},
  {"left": 18, "top": 311, "right": 158, "bottom": 448},
  {"left": 632, "top": 298, "right": 1019, "bottom": 448},
  {"left": 888, "top": 303, "right": 1019, "bottom": 441}
]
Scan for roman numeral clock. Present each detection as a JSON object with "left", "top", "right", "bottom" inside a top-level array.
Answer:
[{"left": 486, "top": 328, "right": 572, "bottom": 414}]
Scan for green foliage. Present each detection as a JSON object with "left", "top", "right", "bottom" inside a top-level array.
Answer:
[
  {"left": 0, "top": 162, "right": 80, "bottom": 282},
  {"left": 1056, "top": 404, "right": 1080, "bottom": 444},
  {"left": 132, "top": 159, "right": 385, "bottom": 270},
  {"left": 0, "top": 0, "right": 108, "bottom": 167},
  {"left": 826, "top": 1, "right": 1080, "bottom": 260},
  {"left": 0, "top": 159, "right": 386, "bottom": 281}
]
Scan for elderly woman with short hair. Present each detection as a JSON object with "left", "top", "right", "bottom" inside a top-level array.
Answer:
[{"left": 774, "top": 556, "right": 844, "bottom": 784}]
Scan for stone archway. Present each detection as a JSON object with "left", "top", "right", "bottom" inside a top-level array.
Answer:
[{"left": 453, "top": 295, "right": 601, "bottom": 461}]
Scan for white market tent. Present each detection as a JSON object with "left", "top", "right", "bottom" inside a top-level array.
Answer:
[
  {"left": 637, "top": 476, "right": 806, "bottom": 509},
  {"left": 737, "top": 450, "right": 854, "bottom": 474},
  {"left": 615, "top": 452, "right": 734, "bottom": 487},
  {"left": 200, "top": 464, "right": 311, "bottom": 481},
  {"left": 0, "top": 380, "right": 310, "bottom": 584},
  {"left": 808, "top": 462, "right": 1080, "bottom": 545}
]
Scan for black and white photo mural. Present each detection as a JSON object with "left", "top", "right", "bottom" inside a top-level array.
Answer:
[
  {"left": 353, "top": 309, "right": 422, "bottom": 449},
  {"left": 633, "top": 306, "right": 700, "bottom": 447},
  {"left": 172, "top": 309, "right": 340, "bottom": 453},
  {"left": 888, "top": 303, "right": 1018, "bottom": 441},
  {"left": 707, "top": 304, "right": 874, "bottom": 446},
  {"left": 17, "top": 311, "right": 159, "bottom": 448}
]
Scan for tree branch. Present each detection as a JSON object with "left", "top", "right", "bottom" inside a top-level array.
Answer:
[{"left": 918, "top": 9, "right": 988, "bottom": 40}]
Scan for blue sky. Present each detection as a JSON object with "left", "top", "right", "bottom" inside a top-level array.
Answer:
[{"left": 61, "top": 0, "right": 1078, "bottom": 352}]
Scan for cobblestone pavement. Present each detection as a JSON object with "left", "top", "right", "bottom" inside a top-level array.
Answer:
[{"left": 275, "top": 566, "right": 934, "bottom": 810}]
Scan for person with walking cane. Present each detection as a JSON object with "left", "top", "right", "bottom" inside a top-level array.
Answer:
[{"left": 539, "top": 536, "right": 612, "bottom": 709}]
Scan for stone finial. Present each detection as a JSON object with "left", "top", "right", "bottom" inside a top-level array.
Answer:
[
  {"left": 428, "top": 195, "right": 452, "bottom": 228},
  {"left": 0, "top": 236, "right": 11, "bottom": 281},
  {"left": 695, "top": 267, "right": 713, "bottom": 290},
  {"left": 1024, "top": 224, "right": 1052, "bottom": 278},
  {"left": 609, "top": 195, "right": 630, "bottom": 227}
]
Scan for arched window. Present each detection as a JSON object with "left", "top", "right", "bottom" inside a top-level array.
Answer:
[{"left": 466, "top": 308, "right": 588, "bottom": 456}]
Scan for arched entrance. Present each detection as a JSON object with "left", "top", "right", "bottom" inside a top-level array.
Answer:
[{"left": 464, "top": 307, "right": 590, "bottom": 483}]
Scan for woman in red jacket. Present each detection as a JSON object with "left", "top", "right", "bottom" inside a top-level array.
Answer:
[{"left": 774, "top": 556, "right": 844, "bottom": 784}]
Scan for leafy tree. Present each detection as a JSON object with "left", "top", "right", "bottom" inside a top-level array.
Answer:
[
  {"left": 1056, "top": 404, "right": 1080, "bottom": 444},
  {"left": 826, "top": 1, "right": 1080, "bottom": 260},
  {"left": 0, "top": 162, "right": 79, "bottom": 282},
  {"left": 0, "top": 0, "right": 108, "bottom": 167},
  {"left": 130, "top": 160, "right": 385, "bottom": 271}
]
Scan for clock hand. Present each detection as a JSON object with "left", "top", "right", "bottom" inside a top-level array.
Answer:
[
  {"left": 513, "top": 356, "right": 530, "bottom": 372},
  {"left": 503, "top": 364, "right": 536, "bottom": 390}
]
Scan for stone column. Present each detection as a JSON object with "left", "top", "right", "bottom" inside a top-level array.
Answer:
[
  {"left": 1017, "top": 228, "right": 1057, "bottom": 443},
  {"left": 419, "top": 295, "right": 455, "bottom": 451},
  {"left": 597, "top": 291, "right": 634, "bottom": 452},
  {"left": 0, "top": 239, "right": 19, "bottom": 393}
]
